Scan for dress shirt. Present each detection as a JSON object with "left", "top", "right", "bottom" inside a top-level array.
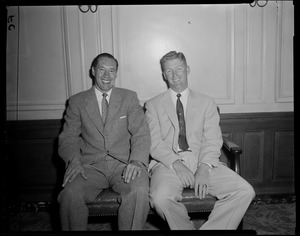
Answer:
[
  {"left": 94, "top": 86, "right": 112, "bottom": 116},
  {"left": 169, "top": 88, "right": 213, "bottom": 171},
  {"left": 169, "top": 88, "right": 189, "bottom": 117}
]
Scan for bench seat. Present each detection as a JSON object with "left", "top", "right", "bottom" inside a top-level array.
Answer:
[
  {"left": 87, "top": 136, "right": 243, "bottom": 229},
  {"left": 87, "top": 188, "right": 216, "bottom": 217}
]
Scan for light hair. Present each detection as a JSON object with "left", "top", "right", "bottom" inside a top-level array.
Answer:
[{"left": 160, "top": 51, "right": 187, "bottom": 71}]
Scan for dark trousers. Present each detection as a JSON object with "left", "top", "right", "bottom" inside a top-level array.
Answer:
[{"left": 57, "top": 155, "right": 150, "bottom": 230}]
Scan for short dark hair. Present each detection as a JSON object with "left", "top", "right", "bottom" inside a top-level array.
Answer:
[
  {"left": 160, "top": 51, "right": 187, "bottom": 71},
  {"left": 91, "top": 53, "right": 119, "bottom": 71}
]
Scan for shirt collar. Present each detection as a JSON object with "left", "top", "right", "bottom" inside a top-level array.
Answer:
[
  {"left": 94, "top": 86, "right": 112, "bottom": 102},
  {"left": 169, "top": 87, "right": 189, "bottom": 99}
]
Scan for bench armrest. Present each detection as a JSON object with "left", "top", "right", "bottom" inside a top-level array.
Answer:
[{"left": 222, "top": 136, "right": 242, "bottom": 175}]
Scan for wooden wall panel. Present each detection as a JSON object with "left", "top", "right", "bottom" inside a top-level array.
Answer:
[
  {"left": 273, "top": 131, "right": 294, "bottom": 181},
  {"left": 7, "top": 6, "right": 68, "bottom": 120},
  {"left": 242, "top": 131, "right": 264, "bottom": 182},
  {"left": 275, "top": 1, "right": 294, "bottom": 103},
  {"left": 4, "top": 112, "right": 294, "bottom": 201},
  {"left": 220, "top": 111, "right": 294, "bottom": 194},
  {"left": 244, "top": 6, "right": 266, "bottom": 104},
  {"left": 5, "top": 120, "right": 64, "bottom": 201},
  {"left": 113, "top": 5, "right": 235, "bottom": 105}
]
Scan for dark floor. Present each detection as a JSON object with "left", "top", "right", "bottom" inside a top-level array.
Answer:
[{"left": 4, "top": 194, "right": 296, "bottom": 235}]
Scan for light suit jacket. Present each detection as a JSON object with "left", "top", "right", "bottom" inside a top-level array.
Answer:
[
  {"left": 58, "top": 87, "right": 151, "bottom": 167},
  {"left": 145, "top": 89, "right": 223, "bottom": 171}
]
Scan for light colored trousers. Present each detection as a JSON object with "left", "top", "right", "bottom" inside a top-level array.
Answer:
[
  {"left": 150, "top": 161, "right": 255, "bottom": 230},
  {"left": 58, "top": 155, "right": 150, "bottom": 231}
]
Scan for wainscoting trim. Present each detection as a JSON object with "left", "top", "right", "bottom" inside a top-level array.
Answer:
[{"left": 5, "top": 112, "right": 294, "bottom": 201}]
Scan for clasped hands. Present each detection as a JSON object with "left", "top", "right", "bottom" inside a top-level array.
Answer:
[
  {"left": 172, "top": 160, "right": 210, "bottom": 199},
  {"left": 62, "top": 158, "right": 143, "bottom": 187}
]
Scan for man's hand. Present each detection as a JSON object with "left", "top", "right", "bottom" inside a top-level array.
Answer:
[
  {"left": 122, "top": 161, "right": 143, "bottom": 183},
  {"left": 194, "top": 163, "right": 210, "bottom": 199},
  {"left": 172, "top": 160, "right": 194, "bottom": 188},
  {"left": 62, "top": 158, "right": 87, "bottom": 187}
]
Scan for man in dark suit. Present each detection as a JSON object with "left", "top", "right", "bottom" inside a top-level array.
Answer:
[{"left": 57, "top": 53, "right": 151, "bottom": 230}]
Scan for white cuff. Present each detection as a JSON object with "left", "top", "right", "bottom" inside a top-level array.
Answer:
[{"left": 198, "top": 162, "right": 213, "bottom": 172}]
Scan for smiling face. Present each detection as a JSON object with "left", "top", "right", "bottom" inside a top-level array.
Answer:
[
  {"left": 92, "top": 56, "right": 117, "bottom": 92},
  {"left": 162, "top": 58, "right": 190, "bottom": 93}
]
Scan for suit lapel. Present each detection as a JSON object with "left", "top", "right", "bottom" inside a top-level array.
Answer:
[
  {"left": 186, "top": 90, "right": 198, "bottom": 138},
  {"left": 85, "top": 88, "right": 104, "bottom": 133},
  {"left": 104, "top": 88, "right": 122, "bottom": 131},
  {"left": 162, "top": 90, "right": 178, "bottom": 128},
  {"left": 162, "top": 90, "right": 179, "bottom": 151}
]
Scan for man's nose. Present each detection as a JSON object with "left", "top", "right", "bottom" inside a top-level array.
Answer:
[
  {"left": 170, "top": 70, "right": 176, "bottom": 77},
  {"left": 104, "top": 70, "right": 109, "bottom": 77},
  {"left": 174, "top": 70, "right": 181, "bottom": 77}
]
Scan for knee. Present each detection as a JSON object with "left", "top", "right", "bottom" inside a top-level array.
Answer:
[
  {"left": 57, "top": 184, "right": 84, "bottom": 204},
  {"left": 247, "top": 184, "right": 256, "bottom": 200},
  {"left": 240, "top": 182, "right": 256, "bottom": 201},
  {"left": 149, "top": 187, "right": 174, "bottom": 208},
  {"left": 126, "top": 184, "right": 149, "bottom": 200}
]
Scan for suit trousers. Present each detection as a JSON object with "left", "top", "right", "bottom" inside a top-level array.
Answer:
[
  {"left": 57, "top": 155, "right": 150, "bottom": 230},
  {"left": 150, "top": 161, "right": 255, "bottom": 230}
]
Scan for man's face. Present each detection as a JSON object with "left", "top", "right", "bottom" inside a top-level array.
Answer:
[
  {"left": 92, "top": 57, "right": 117, "bottom": 92},
  {"left": 163, "top": 58, "right": 190, "bottom": 93}
]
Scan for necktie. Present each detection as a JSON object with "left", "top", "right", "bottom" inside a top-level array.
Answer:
[
  {"left": 102, "top": 93, "right": 108, "bottom": 124},
  {"left": 176, "top": 94, "right": 189, "bottom": 151}
]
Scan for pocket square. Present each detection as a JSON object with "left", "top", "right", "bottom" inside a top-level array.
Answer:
[{"left": 120, "top": 116, "right": 126, "bottom": 119}]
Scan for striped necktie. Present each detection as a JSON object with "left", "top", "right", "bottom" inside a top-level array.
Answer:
[{"left": 102, "top": 93, "right": 108, "bottom": 124}]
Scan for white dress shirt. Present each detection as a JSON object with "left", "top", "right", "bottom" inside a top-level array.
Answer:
[
  {"left": 169, "top": 88, "right": 213, "bottom": 170},
  {"left": 169, "top": 88, "right": 189, "bottom": 117},
  {"left": 94, "top": 86, "right": 112, "bottom": 116}
]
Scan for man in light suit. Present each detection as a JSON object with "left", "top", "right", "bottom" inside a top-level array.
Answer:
[
  {"left": 145, "top": 51, "right": 255, "bottom": 230},
  {"left": 57, "top": 53, "right": 151, "bottom": 230}
]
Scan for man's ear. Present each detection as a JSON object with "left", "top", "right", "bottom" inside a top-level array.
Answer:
[
  {"left": 162, "top": 73, "right": 169, "bottom": 83},
  {"left": 187, "top": 65, "right": 190, "bottom": 75},
  {"left": 91, "top": 67, "right": 95, "bottom": 77}
]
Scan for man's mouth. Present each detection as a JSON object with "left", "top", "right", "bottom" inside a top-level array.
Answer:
[{"left": 102, "top": 80, "right": 111, "bottom": 84}]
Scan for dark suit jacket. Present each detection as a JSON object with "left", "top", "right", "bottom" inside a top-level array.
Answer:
[{"left": 58, "top": 86, "right": 151, "bottom": 167}]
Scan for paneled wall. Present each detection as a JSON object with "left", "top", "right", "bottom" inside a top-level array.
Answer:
[
  {"left": 6, "top": 2, "right": 294, "bottom": 120},
  {"left": 221, "top": 112, "right": 294, "bottom": 194},
  {"left": 5, "top": 3, "right": 294, "bottom": 199},
  {"left": 6, "top": 6, "right": 68, "bottom": 120},
  {"left": 5, "top": 112, "right": 294, "bottom": 202}
]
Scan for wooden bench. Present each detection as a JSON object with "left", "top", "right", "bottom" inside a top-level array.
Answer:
[{"left": 87, "top": 136, "right": 243, "bottom": 229}]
